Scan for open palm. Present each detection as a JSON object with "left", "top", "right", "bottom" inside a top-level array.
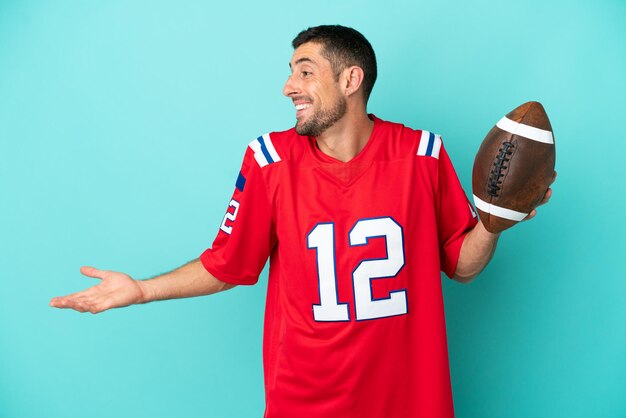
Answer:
[{"left": 49, "top": 266, "right": 145, "bottom": 314}]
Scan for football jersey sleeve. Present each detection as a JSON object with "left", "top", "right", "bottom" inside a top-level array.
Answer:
[
  {"left": 199, "top": 145, "right": 276, "bottom": 285},
  {"left": 437, "top": 145, "right": 478, "bottom": 278}
]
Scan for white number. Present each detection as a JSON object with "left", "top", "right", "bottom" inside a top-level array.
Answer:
[
  {"left": 350, "top": 218, "right": 406, "bottom": 320},
  {"left": 220, "top": 199, "right": 240, "bottom": 234},
  {"left": 308, "top": 223, "right": 350, "bottom": 321},
  {"left": 307, "top": 217, "right": 407, "bottom": 322}
]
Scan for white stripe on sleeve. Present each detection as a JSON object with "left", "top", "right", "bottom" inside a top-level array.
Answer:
[
  {"left": 248, "top": 138, "right": 269, "bottom": 167},
  {"left": 417, "top": 130, "right": 430, "bottom": 156}
]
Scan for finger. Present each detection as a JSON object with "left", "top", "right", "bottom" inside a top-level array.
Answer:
[
  {"left": 72, "top": 300, "right": 90, "bottom": 313},
  {"left": 49, "top": 297, "right": 67, "bottom": 308},
  {"left": 524, "top": 209, "right": 537, "bottom": 221},
  {"left": 80, "top": 266, "right": 107, "bottom": 280},
  {"left": 75, "top": 295, "right": 108, "bottom": 314},
  {"left": 68, "top": 292, "right": 112, "bottom": 313},
  {"left": 51, "top": 295, "right": 98, "bottom": 313},
  {"left": 87, "top": 297, "right": 110, "bottom": 314},
  {"left": 49, "top": 284, "right": 100, "bottom": 305},
  {"left": 49, "top": 295, "right": 79, "bottom": 308},
  {"left": 50, "top": 285, "right": 114, "bottom": 312},
  {"left": 538, "top": 187, "right": 553, "bottom": 206},
  {"left": 50, "top": 296, "right": 84, "bottom": 310}
]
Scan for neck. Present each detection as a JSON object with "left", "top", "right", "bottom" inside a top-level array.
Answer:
[{"left": 314, "top": 109, "right": 374, "bottom": 163}]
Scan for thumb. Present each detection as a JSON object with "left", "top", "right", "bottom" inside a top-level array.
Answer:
[{"left": 80, "top": 266, "right": 107, "bottom": 280}]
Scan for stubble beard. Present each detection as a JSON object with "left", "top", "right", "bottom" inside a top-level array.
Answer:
[{"left": 295, "top": 96, "right": 347, "bottom": 137}]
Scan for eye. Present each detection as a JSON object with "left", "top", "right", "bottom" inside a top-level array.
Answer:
[{"left": 301, "top": 71, "right": 312, "bottom": 78}]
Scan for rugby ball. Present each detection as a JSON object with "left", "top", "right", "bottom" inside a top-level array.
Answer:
[{"left": 472, "top": 101, "right": 555, "bottom": 233}]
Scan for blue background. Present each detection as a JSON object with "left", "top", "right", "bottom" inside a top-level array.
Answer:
[{"left": 1, "top": 1, "right": 625, "bottom": 417}]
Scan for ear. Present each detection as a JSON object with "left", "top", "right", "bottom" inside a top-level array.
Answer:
[{"left": 340, "top": 66, "right": 365, "bottom": 98}]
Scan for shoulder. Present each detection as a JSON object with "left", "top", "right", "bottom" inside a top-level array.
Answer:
[
  {"left": 245, "top": 127, "right": 306, "bottom": 169},
  {"left": 372, "top": 115, "right": 444, "bottom": 160}
]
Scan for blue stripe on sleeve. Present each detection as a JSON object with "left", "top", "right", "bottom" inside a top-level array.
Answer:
[
  {"left": 425, "top": 132, "right": 435, "bottom": 157},
  {"left": 236, "top": 171, "right": 246, "bottom": 192},
  {"left": 257, "top": 136, "right": 274, "bottom": 164}
]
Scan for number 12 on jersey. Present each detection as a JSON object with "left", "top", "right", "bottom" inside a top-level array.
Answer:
[{"left": 307, "top": 217, "right": 407, "bottom": 322}]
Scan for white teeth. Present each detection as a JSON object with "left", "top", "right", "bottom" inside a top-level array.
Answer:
[{"left": 295, "top": 104, "right": 311, "bottom": 110}]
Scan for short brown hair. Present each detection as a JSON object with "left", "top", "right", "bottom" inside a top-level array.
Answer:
[{"left": 292, "top": 25, "right": 377, "bottom": 102}]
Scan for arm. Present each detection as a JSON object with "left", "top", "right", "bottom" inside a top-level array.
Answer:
[
  {"left": 51, "top": 141, "right": 277, "bottom": 314},
  {"left": 49, "top": 259, "right": 235, "bottom": 314},
  {"left": 452, "top": 221, "right": 500, "bottom": 283},
  {"left": 141, "top": 259, "right": 235, "bottom": 301}
]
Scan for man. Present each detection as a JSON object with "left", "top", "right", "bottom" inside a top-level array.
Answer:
[{"left": 50, "top": 25, "right": 553, "bottom": 417}]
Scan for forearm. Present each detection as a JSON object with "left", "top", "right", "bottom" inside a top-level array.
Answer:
[
  {"left": 453, "top": 221, "right": 500, "bottom": 283},
  {"left": 138, "top": 258, "right": 235, "bottom": 303}
]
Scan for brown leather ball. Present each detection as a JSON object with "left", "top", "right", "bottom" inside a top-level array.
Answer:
[{"left": 472, "top": 101, "right": 556, "bottom": 233}]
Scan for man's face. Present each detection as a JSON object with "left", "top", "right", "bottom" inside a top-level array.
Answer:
[{"left": 283, "top": 42, "right": 347, "bottom": 137}]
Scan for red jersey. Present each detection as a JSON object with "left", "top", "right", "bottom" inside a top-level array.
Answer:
[{"left": 200, "top": 115, "right": 478, "bottom": 418}]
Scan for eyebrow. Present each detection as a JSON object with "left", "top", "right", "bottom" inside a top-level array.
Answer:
[{"left": 289, "top": 57, "right": 316, "bottom": 69}]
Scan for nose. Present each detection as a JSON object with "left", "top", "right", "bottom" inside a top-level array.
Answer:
[{"left": 283, "top": 73, "right": 300, "bottom": 97}]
